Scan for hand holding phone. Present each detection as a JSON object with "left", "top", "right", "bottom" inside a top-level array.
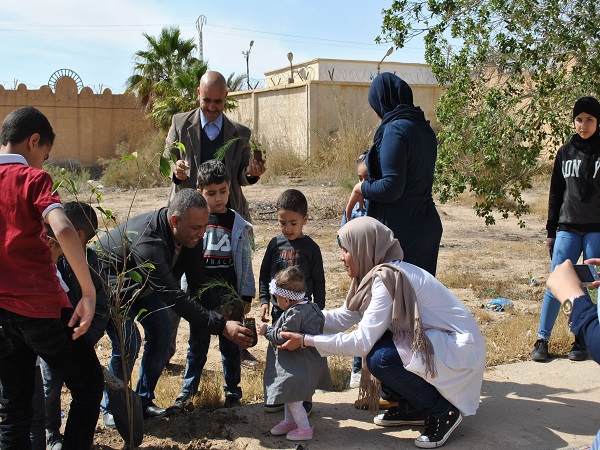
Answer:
[{"left": 573, "top": 264, "right": 600, "bottom": 287}]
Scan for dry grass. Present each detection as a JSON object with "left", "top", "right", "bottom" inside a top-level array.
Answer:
[
  {"left": 153, "top": 354, "right": 354, "bottom": 410},
  {"left": 328, "top": 355, "right": 355, "bottom": 391},
  {"left": 305, "top": 189, "right": 349, "bottom": 220},
  {"left": 263, "top": 86, "right": 374, "bottom": 188},
  {"left": 527, "top": 167, "right": 553, "bottom": 220},
  {"left": 312, "top": 87, "right": 374, "bottom": 183},
  {"left": 150, "top": 301, "right": 575, "bottom": 409},
  {"left": 259, "top": 146, "right": 309, "bottom": 183},
  {"left": 476, "top": 306, "right": 572, "bottom": 366}
]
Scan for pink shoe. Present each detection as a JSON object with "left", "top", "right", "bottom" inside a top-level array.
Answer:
[
  {"left": 286, "top": 426, "right": 313, "bottom": 441},
  {"left": 270, "top": 421, "right": 297, "bottom": 436}
]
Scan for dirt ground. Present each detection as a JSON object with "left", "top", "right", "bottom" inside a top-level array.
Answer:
[{"left": 82, "top": 179, "right": 592, "bottom": 450}]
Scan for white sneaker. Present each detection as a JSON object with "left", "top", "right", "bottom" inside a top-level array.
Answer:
[{"left": 349, "top": 371, "right": 361, "bottom": 388}]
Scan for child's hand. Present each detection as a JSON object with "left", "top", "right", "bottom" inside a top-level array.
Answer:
[
  {"left": 70, "top": 295, "right": 95, "bottom": 340},
  {"left": 260, "top": 304, "right": 270, "bottom": 322},
  {"left": 258, "top": 322, "right": 268, "bottom": 336}
]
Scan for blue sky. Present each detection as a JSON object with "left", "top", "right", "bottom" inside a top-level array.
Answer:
[{"left": 0, "top": 1, "right": 426, "bottom": 93}]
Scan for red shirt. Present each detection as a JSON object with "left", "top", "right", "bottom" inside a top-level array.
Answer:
[{"left": 0, "top": 154, "right": 71, "bottom": 318}]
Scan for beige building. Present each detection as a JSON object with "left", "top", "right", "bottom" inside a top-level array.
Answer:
[
  {"left": 229, "top": 58, "right": 442, "bottom": 159},
  {"left": 0, "top": 76, "right": 155, "bottom": 165}
]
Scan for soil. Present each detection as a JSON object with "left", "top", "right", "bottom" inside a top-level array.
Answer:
[{"left": 81, "top": 179, "right": 582, "bottom": 450}]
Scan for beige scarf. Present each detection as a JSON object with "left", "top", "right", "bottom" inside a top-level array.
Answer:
[{"left": 339, "top": 217, "right": 436, "bottom": 413}]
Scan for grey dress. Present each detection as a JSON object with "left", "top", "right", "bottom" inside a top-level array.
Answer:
[{"left": 264, "top": 302, "right": 332, "bottom": 404}]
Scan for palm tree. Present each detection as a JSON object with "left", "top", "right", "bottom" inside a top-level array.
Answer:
[
  {"left": 226, "top": 72, "right": 246, "bottom": 92},
  {"left": 126, "top": 27, "right": 199, "bottom": 111},
  {"left": 149, "top": 61, "right": 209, "bottom": 132}
]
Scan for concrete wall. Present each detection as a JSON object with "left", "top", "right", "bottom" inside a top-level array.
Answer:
[
  {"left": 229, "top": 79, "right": 443, "bottom": 159},
  {"left": 0, "top": 76, "right": 155, "bottom": 165}
]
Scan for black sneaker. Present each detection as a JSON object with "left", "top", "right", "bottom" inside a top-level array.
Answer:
[
  {"left": 47, "top": 433, "right": 63, "bottom": 450},
  {"left": 374, "top": 406, "right": 427, "bottom": 427},
  {"left": 568, "top": 340, "right": 588, "bottom": 361},
  {"left": 224, "top": 393, "right": 241, "bottom": 408},
  {"left": 531, "top": 338, "right": 548, "bottom": 362},
  {"left": 48, "top": 440, "right": 63, "bottom": 450},
  {"left": 168, "top": 392, "right": 194, "bottom": 414},
  {"left": 415, "top": 408, "right": 462, "bottom": 448},
  {"left": 303, "top": 401, "right": 312, "bottom": 418},
  {"left": 264, "top": 403, "right": 284, "bottom": 412}
]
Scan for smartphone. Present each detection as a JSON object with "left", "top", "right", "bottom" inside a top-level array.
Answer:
[
  {"left": 573, "top": 264, "right": 600, "bottom": 287},
  {"left": 253, "top": 149, "right": 263, "bottom": 163}
]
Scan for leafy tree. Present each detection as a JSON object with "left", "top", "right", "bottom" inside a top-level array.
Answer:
[
  {"left": 379, "top": 1, "right": 600, "bottom": 225},
  {"left": 126, "top": 27, "right": 199, "bottom": 111}
]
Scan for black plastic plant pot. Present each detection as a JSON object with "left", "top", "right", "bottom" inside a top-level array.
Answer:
[{"left": 243, "top": 318, "right": 258, "bottom": 347}]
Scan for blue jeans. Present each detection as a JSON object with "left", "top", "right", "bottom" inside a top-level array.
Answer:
[
  {"left": 130, "top": 292, "right": 173, "bottom": 406},
  {"left": 182, "top": 322, "right": 241, "bottom": 398},
  {"left": 103, "top": 315, "right": 142, "bottom": 412},
  {"left": 537, "top": 231, "right": 600, "bottom": 340},
  {"left": 0, "top": 308, "right": 103, "bottom": 450},
  {"left": 104, "top": 292, "right": 172, "bottom": 408},
  {"left": 366, "top": 332, "right": 451, "bottom": 417},
  {"left": 352, "top": 357, "right": 362, "bottom": 374}
]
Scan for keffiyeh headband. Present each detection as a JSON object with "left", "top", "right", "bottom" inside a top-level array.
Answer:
[{"left": 269, "top": 279, "right": 306, "bottom": 301}]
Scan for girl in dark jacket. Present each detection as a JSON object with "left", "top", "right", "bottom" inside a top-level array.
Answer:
[{"left": 531, "top": 96, "right": 600, "bottom": 362}]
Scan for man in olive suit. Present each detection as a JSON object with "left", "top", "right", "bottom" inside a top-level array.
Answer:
[{"left": 165, "top": 70, "right": 265, "bottom": 222}]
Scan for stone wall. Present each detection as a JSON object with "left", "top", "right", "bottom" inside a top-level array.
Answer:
[{"left": 0, "top": 76, "right": 155, "bottom": 165}]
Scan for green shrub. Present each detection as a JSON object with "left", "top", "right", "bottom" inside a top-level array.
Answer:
[
  {"left": 99, "top": 132, "right": 170, "bottom": 189},
  {"left": 44, "top": 162, "right": 91, "bottom": 201}
]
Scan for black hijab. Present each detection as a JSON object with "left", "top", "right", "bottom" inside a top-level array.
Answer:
[
  {"left": 570, "top": 96, "right": 600, "bottom": 201},
  {"left": 368, "top": 73, "right": 433, "bottom": 149}
]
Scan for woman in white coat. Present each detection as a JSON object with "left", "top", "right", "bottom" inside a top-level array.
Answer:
[{"left": 280, "top": 216, "right": 485, "bottom": 448}]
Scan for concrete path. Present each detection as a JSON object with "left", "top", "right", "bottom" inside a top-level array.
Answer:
[{"left": 232, "top": 358, "right": 599, "bottom": 449}]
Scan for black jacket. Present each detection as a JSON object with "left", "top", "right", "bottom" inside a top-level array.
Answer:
[
  {"left": 57, "top": 247, "right": 109, "bottom": 344},
  {"left": 546, "top": 142, "right": 600, "bottom": 238},
  {"left": 97, "top": 208, "right": 226, "bottom": 335}
]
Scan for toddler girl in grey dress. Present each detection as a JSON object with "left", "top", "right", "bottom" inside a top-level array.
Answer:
[{"left": 259, "top": 266, "right": 332, "bottom": 441}]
